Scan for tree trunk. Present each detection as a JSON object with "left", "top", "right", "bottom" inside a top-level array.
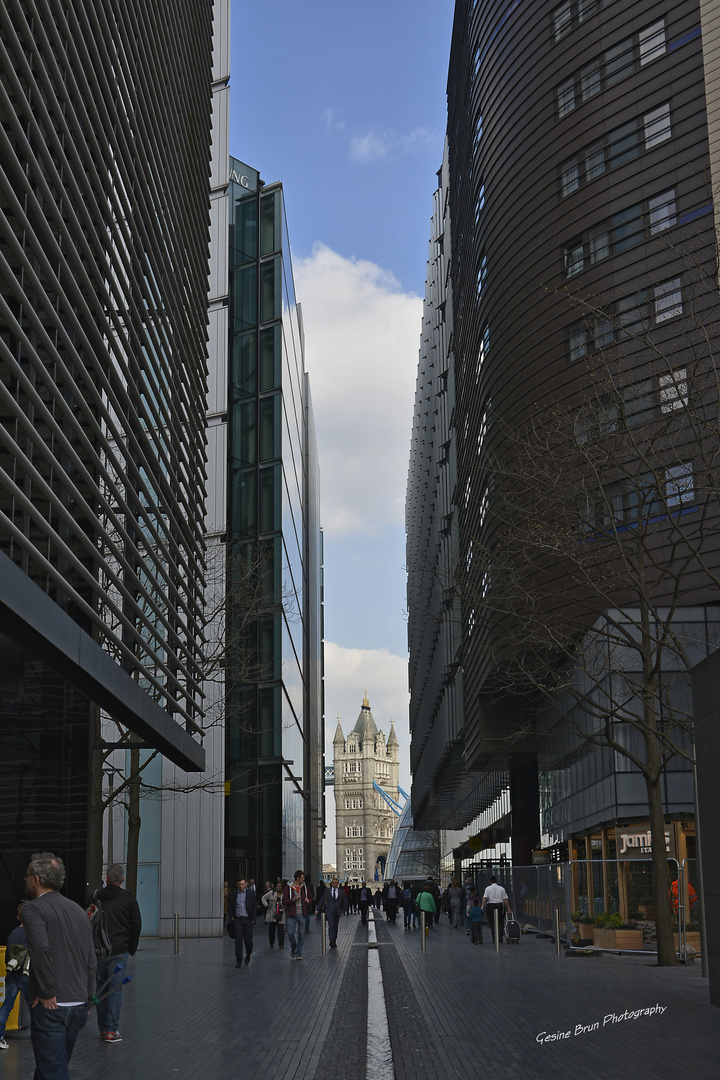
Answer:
[
  {"left": 646, "top": 769, "right": 677, "bottom": 966},
  {"left": 125, "top": 746, "right": 141, "bottom": 896}
]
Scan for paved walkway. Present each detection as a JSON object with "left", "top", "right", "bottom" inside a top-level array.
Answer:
[{"left": 1, "top": 911, "right": 719, "bottom": 1079}]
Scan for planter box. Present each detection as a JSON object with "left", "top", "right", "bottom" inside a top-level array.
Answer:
[
  {"left": 594, "top": 927, "right": 644, "bottom": 950},
  {"left": 576, "top": 924, "right": 594, "bottom": 942},
  {"left": 674, "top": 932, "right": 701, "bottom": 953}
]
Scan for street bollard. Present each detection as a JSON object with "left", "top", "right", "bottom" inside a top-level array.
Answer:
[
  {"left": 555, "top": 908, "right": 562, "bottom": 956},
  {"left": 321, "top": 912, "right": 327, "bottom": 955},
  {"left": 421, "top": 911, "right": 426, "bottom": 953},
  {"left": 173, "top": 913, "right": 179, "bottom": 955},
  {"left": 494, "top": 908, "right": 500, "bottom": 953}
]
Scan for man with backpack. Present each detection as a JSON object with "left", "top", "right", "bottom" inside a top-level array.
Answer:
[
  {"left": 92, "top": 864, "right": 142, "bottom": 1043},
  {"left": 0, "top": 902, "right": 30, "bottom": 1049}
]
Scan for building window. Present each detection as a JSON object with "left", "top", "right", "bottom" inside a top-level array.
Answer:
[
  {"left": 477, "top": 252, "right": 487, "bottom": 296},
  {"left": 648, "top": 191, "right": 676, "bottom": 235},
  {"left": 659, "top": 369, "right": 688, "bottom": 412},
  {"left": 473, "top": 113, "right": 483, "bottom": 155},
  {"left": 567, "top": 278, "right": 683, "bottom": 360},
  {"left": 580, "top": 473, "right": 660, "bottom": 534},
  {"left": 475, "top": 183, "right": 485, "bottom": 227},
  {"left": 466, "top": 539, "right": 473, "bottom": 573},
  {"left": 480, "top": 571, "right": 491, "bottom": 599},
  {"left": 643, "top": 104, "right": 671, "bottom": 148},
  {"left": 563, "top": 193, "right": 675, "bottom": 278},
  {"left": 665, "top": 463, "right": 694, "bottom": 508},
  {"left": 555, "top": 20, "right": 665, "bottom": 117},
  {"left": 654, "top": 278, "right": 682, "bottom": 323},
  {"left": 559, "top": 109, "right": 672, "bottom": 197},
  {"left": 552, "top": 0, "right": 605, "bottom": 43},
  {"left": 478, "top": 400, "right": 491, "bottom": 451},
  {"left": 639, "top": 20, "right": 666, "bottom": 65},
  {"left": 479, "top": 477, "right": 493, "bottom": 526}
]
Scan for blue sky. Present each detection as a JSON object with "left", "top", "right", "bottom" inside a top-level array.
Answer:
[
  {"left": 230, "top": 0, "right": 454, "bottom": 294},
  {"left": 228, "top": 0, "right": 455, "bottom": 859}
]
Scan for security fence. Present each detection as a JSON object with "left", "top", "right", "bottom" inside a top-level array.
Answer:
[{"left": 462, "top": 859, "right": 701, "bottom": 958}]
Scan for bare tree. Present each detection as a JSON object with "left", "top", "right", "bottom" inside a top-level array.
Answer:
[
  {"left": 463, "top": 251, "right": 720, "bottom": 965},
  {"left": 88, "top": 537, "right": 295, "bottom": 890}
]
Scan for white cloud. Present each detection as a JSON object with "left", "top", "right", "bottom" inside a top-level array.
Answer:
[
  {"left": 294, "top": 244, "right": 422, "bottom": 537},
  {"left": 322, "top": 640, "right": 410, "bottom": 866},
  {"left": 324, "top": 108, "right": 345, "bottom": 132},
  {"left": 349, "top": 127, "right": 433, "bottom": 162},
  {"left": 349, "top": 130, "right": 392, "bottom": 162}
]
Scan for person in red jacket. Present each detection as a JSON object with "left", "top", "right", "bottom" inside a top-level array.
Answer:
[{"left": 282, "top": 871, "right": 313, "bottom": 960}]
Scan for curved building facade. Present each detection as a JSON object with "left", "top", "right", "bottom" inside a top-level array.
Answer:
[{"left": 408, "top": 0, "right": 720, "bottom": 863}]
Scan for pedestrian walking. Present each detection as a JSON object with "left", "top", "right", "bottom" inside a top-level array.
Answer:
[
  {"left": 447, "top": 878, "right": 464, "bottom": 928},
  {"left": 91, "top": 863, "right": 142, "bottom": 1043},
  {"left": 0, "top": 902, "right": 30, "bottom": 1049},
  {"left": 425, "top": 877, "right": 442, "bottom": 924},
  {"left": 228, "top": 877, "right": 258, "bottom": 966},
  {"left": 415, "top": 883, "right": 437, "bottom": 932},
  {"left": 318, "top": 878, "right": 349, "bottom": 948},
  {"left": 303, "top": 877, "right": 315, "bottom": 934},
  {"left": 314, "top": 879, "right": 326, "bottom": 921},
  {"left": 282, "top": 871, "right": 313, "bottom": 960},
  {"left": 358, "top": 882, "right": 372, "bottom": 925},
  {"left": 401, "top": 883, "right": 414, "bottom": 929},
  {"left": 482, "top": 876, "right": 511, "bottom": 943},
  {"left": 468, "top": 898, "right": 484, "bottom": 944},
  {"left": 262, "top": 884, "right": 286, "bottom": 949},
  {"left": 22, "top": 852, "right": 96, "bottom": 1080},
  {"left": 464, "top": 883, "right": 479, "bottom": 934},
  {"left": 383, "top": 880, "right": 399, "bottom": 922}
]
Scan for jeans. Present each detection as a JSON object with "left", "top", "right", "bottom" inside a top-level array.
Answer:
[
  {"left": 285, "top": 915, "right": 305, "bottom": 955},
  {"left": 96, "top": 952, "right": 128, "bottom": 1033},
  {"left": 403, "top": 905, "right": 412, "bottom": 928},
  {"left": 31, "top": 1003, "right": 87, "bottom": 1080},
  {"left": 0, "top": 973, "right": 30, "bottom": 1036}
]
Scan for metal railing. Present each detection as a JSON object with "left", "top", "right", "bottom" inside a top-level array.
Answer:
[{"left": 463, "top": 858, "right": 702, "bottom": 959}]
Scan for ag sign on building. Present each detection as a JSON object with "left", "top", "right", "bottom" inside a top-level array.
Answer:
[{"left": 616, "top": 825, "right": 676, "bottom": 860}]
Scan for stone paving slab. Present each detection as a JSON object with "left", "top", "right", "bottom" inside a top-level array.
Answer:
[{"left": 1, "top": 912, "right": 718, "bottom": 1080}]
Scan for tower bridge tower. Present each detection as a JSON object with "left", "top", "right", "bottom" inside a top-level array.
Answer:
[{"left": 333, "top": 695, "right": 399, "bottom": 882}]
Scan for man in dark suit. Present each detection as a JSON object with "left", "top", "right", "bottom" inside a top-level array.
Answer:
[
  {"left": 318, "top": 878, "right": 349, "bottom": 948},
  {"left": 23, "top": 852, "right": 96, "bottom": 1078},
  {"left": 227, "top": 877, "right": 258, "bottom": 967},
  {"left": 358, "top": 882, "right": 372, "bottom": 925}
]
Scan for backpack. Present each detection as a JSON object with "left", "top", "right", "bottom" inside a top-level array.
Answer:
[
  {"left": 5, "top": 942, "right": 30, "bottom": 978},
  {"left": 86, "top": 895, "right": 113, "bottom": 958}
]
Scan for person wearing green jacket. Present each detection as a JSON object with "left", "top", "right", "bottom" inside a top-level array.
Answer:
[{"left": 415, "top": 883, "right": 437, "bottom": 932}]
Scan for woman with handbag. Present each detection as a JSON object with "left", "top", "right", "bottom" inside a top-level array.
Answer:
[{"left": 262, "top": 883, "right": 286, "bottom": 948}]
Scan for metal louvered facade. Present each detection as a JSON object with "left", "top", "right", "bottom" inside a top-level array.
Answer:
[
  {"left": 0, "top": 0, "right": 212, "bottom": 760},
  {"left": 408, "top": 0, "right": 720, "bottom": 863},
  {"left": 0, "top": 0, "right": 214, "bottom": 910}
]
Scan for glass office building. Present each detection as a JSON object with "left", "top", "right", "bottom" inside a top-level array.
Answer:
[
  {"left": 0, "top": 0, "right": 214, "bottom": 922},
  {"left": 225, "top": 158, "right": 324, "bottom": 887}
]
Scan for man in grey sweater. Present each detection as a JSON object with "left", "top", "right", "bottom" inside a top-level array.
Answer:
[{"left": 23, "top": 852, "right": 96, "bottom": 1080}]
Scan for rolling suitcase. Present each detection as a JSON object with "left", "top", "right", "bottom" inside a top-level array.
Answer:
[{"left": 505, "top": 913, "right": 520, "bottom": 944}]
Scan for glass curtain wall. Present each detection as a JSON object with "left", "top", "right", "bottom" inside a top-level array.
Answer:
[{"left": 226, "top": 160, "right": 309, "bottom": 886}]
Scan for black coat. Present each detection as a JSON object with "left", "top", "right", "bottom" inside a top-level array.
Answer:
[
  {"left": 319, "top": 887, "right": 349, "bottom": 917},
  {"left": 228, "top": 887, "right": 258, "bottom": 920},
  {"left": 95, "top": 884, "right": 142, "bottom": 955}
]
